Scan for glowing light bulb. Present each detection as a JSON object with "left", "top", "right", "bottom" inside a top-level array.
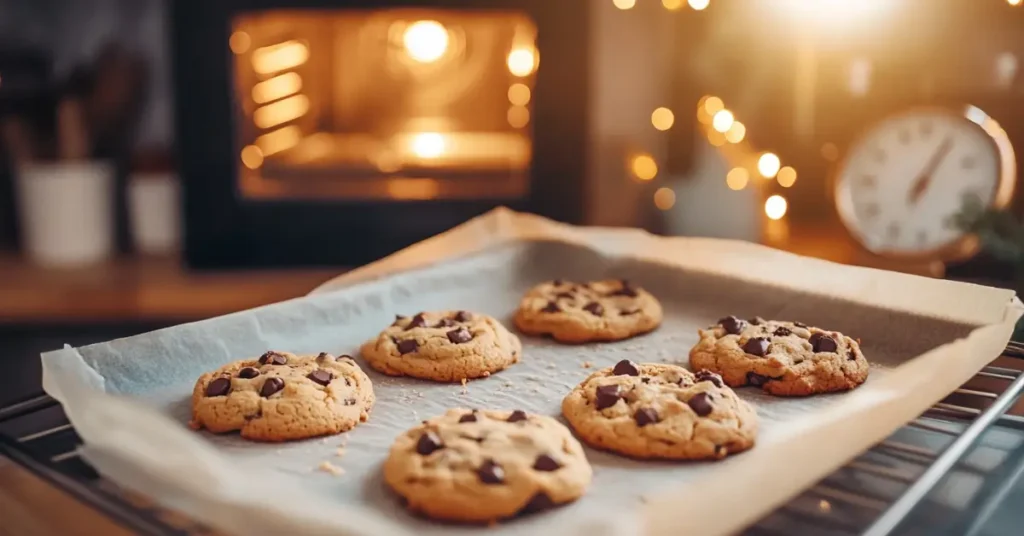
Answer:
[
  {"left": 654, "top": 187, "right": 676, "bottom": 210},
  {"left": 688, "top": 0, "right": 711, "bottom": 10},
  {"left": 403, "top": 21, "right": 449, "bottom": 63},
  {"left": 613, "top": 0, "right": 637, "bottom": 9},
  {"left": 712, "top": 110, "right": 734, "bottom": 133},
  {"left": 725, "top": 121, "right": 746, "bottom": 143},
  {"left": 1009, "top": 0, "right": 1022, "bottom": 6},
  {"left": 777, "top": 166, "right": 797, "bottom": 187},
  {"left": 726, "top": 168, "right": 749, "bottom": 190},
  {"left": 765, "top": 195, "right": 788, "bottom": 220},
  {"left": 651, "top": 107, "right": 675, "bottom": 131},
  {"left": 507, "top": 48, "right": 537, "bottom": 77},
  {"left": 631, "top": 154, "right": 658, "bottom": 181},
  {"left": 758, "top": 153, "right": 781, "bottom": 178}
]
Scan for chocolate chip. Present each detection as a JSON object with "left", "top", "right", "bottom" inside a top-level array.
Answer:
[
  {"left": 460, "top": 434, "right": 485, "bottom": 443},
  {"left": 641, "top": 377, "right": 651, "bottom": 384},
  {"left": 750, "top": 316, "right": 765, "bottom": 325},
  {"left": 773, "top": 327, "right": 792, "bottom": 337},
  {"left": 396, "top": 339, "right": 419, "bottom": 354},
  {"left": 609, "top": 280, "right": 638, "bottom": 297},
  {"left": 810, "top": 332, "right": 838, "bottom": 353},
  {"left": 416, "top": 431, "right": 444, "bottom": 455},
  {"left": 747, "top": 372, "right": 770, "bottom": 386},
  {"left": 695, "top": 370, "right": 723, "bottom": 387},
  {"left": 793, "top": 321, "right": 807, "bottom": 328},
  {"left": 406, "top": 313, "right": 427, "bottom": 330},
  {"left": 555, "top": 291, "right": 575, "bottom": 300},
  {"left": 307, "top": 369, "right": 333, "bottom": 386},
  {"left": 205, "top": 378, "right": 230, "bottom": 397},
  {"left": 687, "top": 393, "right": 713, "bottom": 416},
  {"left": 743, "top": 337, "right": 770, "bottom": 357},
  {"left": 541, "top": 301, "right": 561, "bottom": 313},
  {"left": 258, "top": 351, "right": 287, "bottom": 365},
  {"left": 392, "top": 314, "right": 407, "bottom": 326},
  {"left": 595, "top": 384, "right": 622, "bottom": 410},
  {"left": 612, "top": 359, "right": 640, "bottom": 376},
  {"left": 459, "top": 412, "right": 477, "bottom": 423},
  {"left": 433, "top": 318, "right": 457, "bottom": 328},
  {"left": 718, "top": 316, "right": 747, "bottom": 335},
  {"left": 552, "top": 279, "right": 564, "bottom": 286},
  {"left": 507, "top": 410, "right": 528, "bottom": 423},
  {"left": 518, "top": 493, "right": 555, "bottom": 515},
  {"left": 620, "top": 309, "right": 640, "bottom": 316},
  {"left": 237, "top": 367, "right": 260, "bottom": 379},
  {"left": 583, "top": 302, "right": 604, "bottom": 316},
  {"left": 454, "top": 311, "right": 473, "bottom": 322},
  {"left": 634, "top": 407, "right": 659, "bottom": 427},
  {"left": 260, "top": 377, "right": 284, "bottom": 397},
  {"left": 847, "top": 348, "right": 857, "bottom": 361},
  {"left": 447, "top": 327, "right": 473, "bottom": 344},
  {"left": 533, "top": 454, "right": 561, "bottom": 471},
  {"left": 315, "top": 352, "right": 334, "bottom": 364},
  {"left": 477, "top": 459, "right": 505, "bottom": 484},
  {"left": 344, "top": 398, "right": 356, "bottom": 405}
]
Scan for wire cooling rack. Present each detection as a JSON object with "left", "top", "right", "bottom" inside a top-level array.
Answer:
[{"left": 3, "top": 343, "right": 1023, "bottom": 536}]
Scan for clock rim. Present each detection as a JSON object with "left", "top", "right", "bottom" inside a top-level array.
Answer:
[{"left": 832, "top": 104, "right": 1017, "bottom": 264}]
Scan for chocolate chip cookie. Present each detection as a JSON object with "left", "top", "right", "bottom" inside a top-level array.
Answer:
[
  {"left": 688, "top": 316, "right": 870, "bottom": 396},
  {"left": 513, "top": 279, "right": 662, "bottom": 343},
  {"left": 189, "top": 351, "right": 375, "bottom": 442},
  {"left": 561, "top": 361, "right": 757, "bottom": 460},
  {"left": 383, "top": 408, "right": 592, "bottom": 523},
  {"left": 359, "top": 311, "right": 521, "bottom": 382}
]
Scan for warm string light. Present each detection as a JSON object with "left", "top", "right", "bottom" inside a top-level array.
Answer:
[
  {"left": 631, "top": 154, "right": 658, "bottom": 181},
  {"left": 757, "top": 153, "right": 781, "bottom": 178},
  {"left": 651, "top": 107, "right": 675, "bottom": 131},
  {"left": 1009, "top": 0, "right": 1022, "bottom": 6},
  {"left": 613, "top": 0, "right": 637, "bottom": 10},
  {"left": 765, "top": 195, "right": 788, "bottom": 220},
  {"left": 662, "top": 0, "right": 684, "bottom": 10},
  {"left": 688, "top": 0, "right": 711, "bottom": 10},
  {"left": 654, "top": 187, "right": 676, "bottom": 210}
]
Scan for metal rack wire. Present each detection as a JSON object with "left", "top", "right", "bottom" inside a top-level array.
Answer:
[{"left": 2, "top": 344, "right": 1023, "bottom": 535}]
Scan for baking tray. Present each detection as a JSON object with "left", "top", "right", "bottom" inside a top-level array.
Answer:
[{"left": 37, "top": 209, "right": 1022, "bottom": 536}]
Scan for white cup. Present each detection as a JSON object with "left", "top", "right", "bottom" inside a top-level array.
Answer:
[
  {"left": 128, "top": 172, "right": 180, "bottom": 255},
  {"left": 16, "top": 161, "right": 115, "bottom": 267}
]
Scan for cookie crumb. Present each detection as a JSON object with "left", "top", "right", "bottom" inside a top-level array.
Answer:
[
  {"left": 546, "top": 363, "right": 557, "bottom": 369},
  {"left": 335, "top": 447, "right": 346, "bottom": 458},
  {"left": 581, "top": 361, "right": 592, "bottom": 369},
  {"left": 318, "top": 461, "right": 345, "bottom": 476},
  {"left": 460, "top": 378, "right": 467, "bottom": 387},
  {"left": 482, "top": 371, "right": 490, "bottom": 377}
]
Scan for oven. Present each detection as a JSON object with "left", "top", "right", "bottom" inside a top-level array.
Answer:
[{"left": 171, "top": 0, "right": 593, "bottom": 268}]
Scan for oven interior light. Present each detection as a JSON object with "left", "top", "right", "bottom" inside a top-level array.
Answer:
[
  {"left": 411, "top": 132, "right": 447, "bottom": 158},
  {"left": 507, "top": 48, "right": 537, "bottom": 77},
  {"left": 253, "top": 94, "right": 310, "bottom": 129},
  {"left": 252, "top": 72, "right": 303, "bottom": 104},
  {"left": 251, "top": 40, "right": 309, "bottom": 74},
  {"left": 403, "top": 20, "right": 449, "bottom": 63}
]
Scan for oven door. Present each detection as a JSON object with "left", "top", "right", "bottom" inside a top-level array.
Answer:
[{"left": 171, "top": 0, "right": 588, "bottom": 268}]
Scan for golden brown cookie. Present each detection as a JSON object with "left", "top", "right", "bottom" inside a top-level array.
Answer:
[
  {"left": 359, "top": 311, "right": 521, "bottom": 382},
  {"left": 513, "top": 279, "right": 662, "bottom": 343},
  {"left": 383, "top": 408, "right": 592, "bottom": 523},
  {"left": 561, "top": 361, "right": 757, "bottom": 460},
  {"left": 189, "top": 351, "right": 374, "bottom": 442},
  {"left": 688, "top": 316, "right": 869, "bottom": 396}
]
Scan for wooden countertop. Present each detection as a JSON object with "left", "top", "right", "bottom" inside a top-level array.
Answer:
[{"left": 0, "top": 254, "right": 342, "bottom": 323}]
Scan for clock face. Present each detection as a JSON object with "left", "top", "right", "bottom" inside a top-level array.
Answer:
[{"left": 835, "top": 108, "right": 1012, "bottom": 259}]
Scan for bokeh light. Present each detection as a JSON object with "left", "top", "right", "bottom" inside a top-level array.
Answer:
[
  {"left": 631, "top": 154, "right": 658, "bottom": 181},
  {"left": 654, "top": 187, "right": 676, "bottom": 210},
  {"left": 651, "top": 107, "right": 675, "bottom": 131},
  {"left": 689, "top": 0, "right": 711, "bottom": 10},
  {"left": 765, "top": 195, "right": 788, "bottom": 220},
  {"left": 777, "top": 166, "right": 797, "bottom": 187},
  {"left": 712, "top": 110, "right": 735, "bottom": 133},
  {"left": 613, "top": 0, "right": 637, "bottom": 9},
  {"left": 726, "top": 168, "right": 749, "bottom": 191},
  {"left": 403, "top": 21, "right": 449, "bottom": 63},
  {"left": 758, "top": 152, "right": 781, "bottom": 178},
  {"left": 725, "top": 121, "right": 746, "bottom": 143}
]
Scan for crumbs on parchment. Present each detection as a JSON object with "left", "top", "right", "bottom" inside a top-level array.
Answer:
[{"left": 318, "top": 461, "right": 345, "bottom": 476}]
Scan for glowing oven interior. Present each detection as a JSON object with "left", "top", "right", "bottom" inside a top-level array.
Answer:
[{"left": 230, "top": 10, "right": 537, "bottom": 201}]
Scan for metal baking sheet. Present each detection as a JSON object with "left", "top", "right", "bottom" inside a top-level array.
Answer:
[{"left": 40, "top": 209, "right": 1022, "bottom": 536}]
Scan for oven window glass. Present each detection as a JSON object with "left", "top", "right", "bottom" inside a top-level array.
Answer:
[{"left": 230, "top": 10, "right": 536, "bottom": 201}]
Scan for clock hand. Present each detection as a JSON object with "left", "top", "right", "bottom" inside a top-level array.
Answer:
[{"left": 907, "top": 136, "right": 954, "bottom": 206}]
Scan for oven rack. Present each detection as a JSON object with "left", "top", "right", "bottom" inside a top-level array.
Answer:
[{"left": 2, "top": 344, "right": 1023, "bottom": 536}]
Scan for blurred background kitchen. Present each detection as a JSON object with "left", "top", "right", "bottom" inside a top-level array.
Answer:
[{"left": 3, "top": 0, "right": 1024, "bottom": 404}]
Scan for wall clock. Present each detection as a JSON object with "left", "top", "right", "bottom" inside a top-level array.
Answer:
[{"left": 834, "top": 105, "right": 1016, "bottom": 264}]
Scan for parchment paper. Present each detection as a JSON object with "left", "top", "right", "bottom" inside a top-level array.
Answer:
[{"left": 41, "top": 208, "right": 1023, "bottom": 536}]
